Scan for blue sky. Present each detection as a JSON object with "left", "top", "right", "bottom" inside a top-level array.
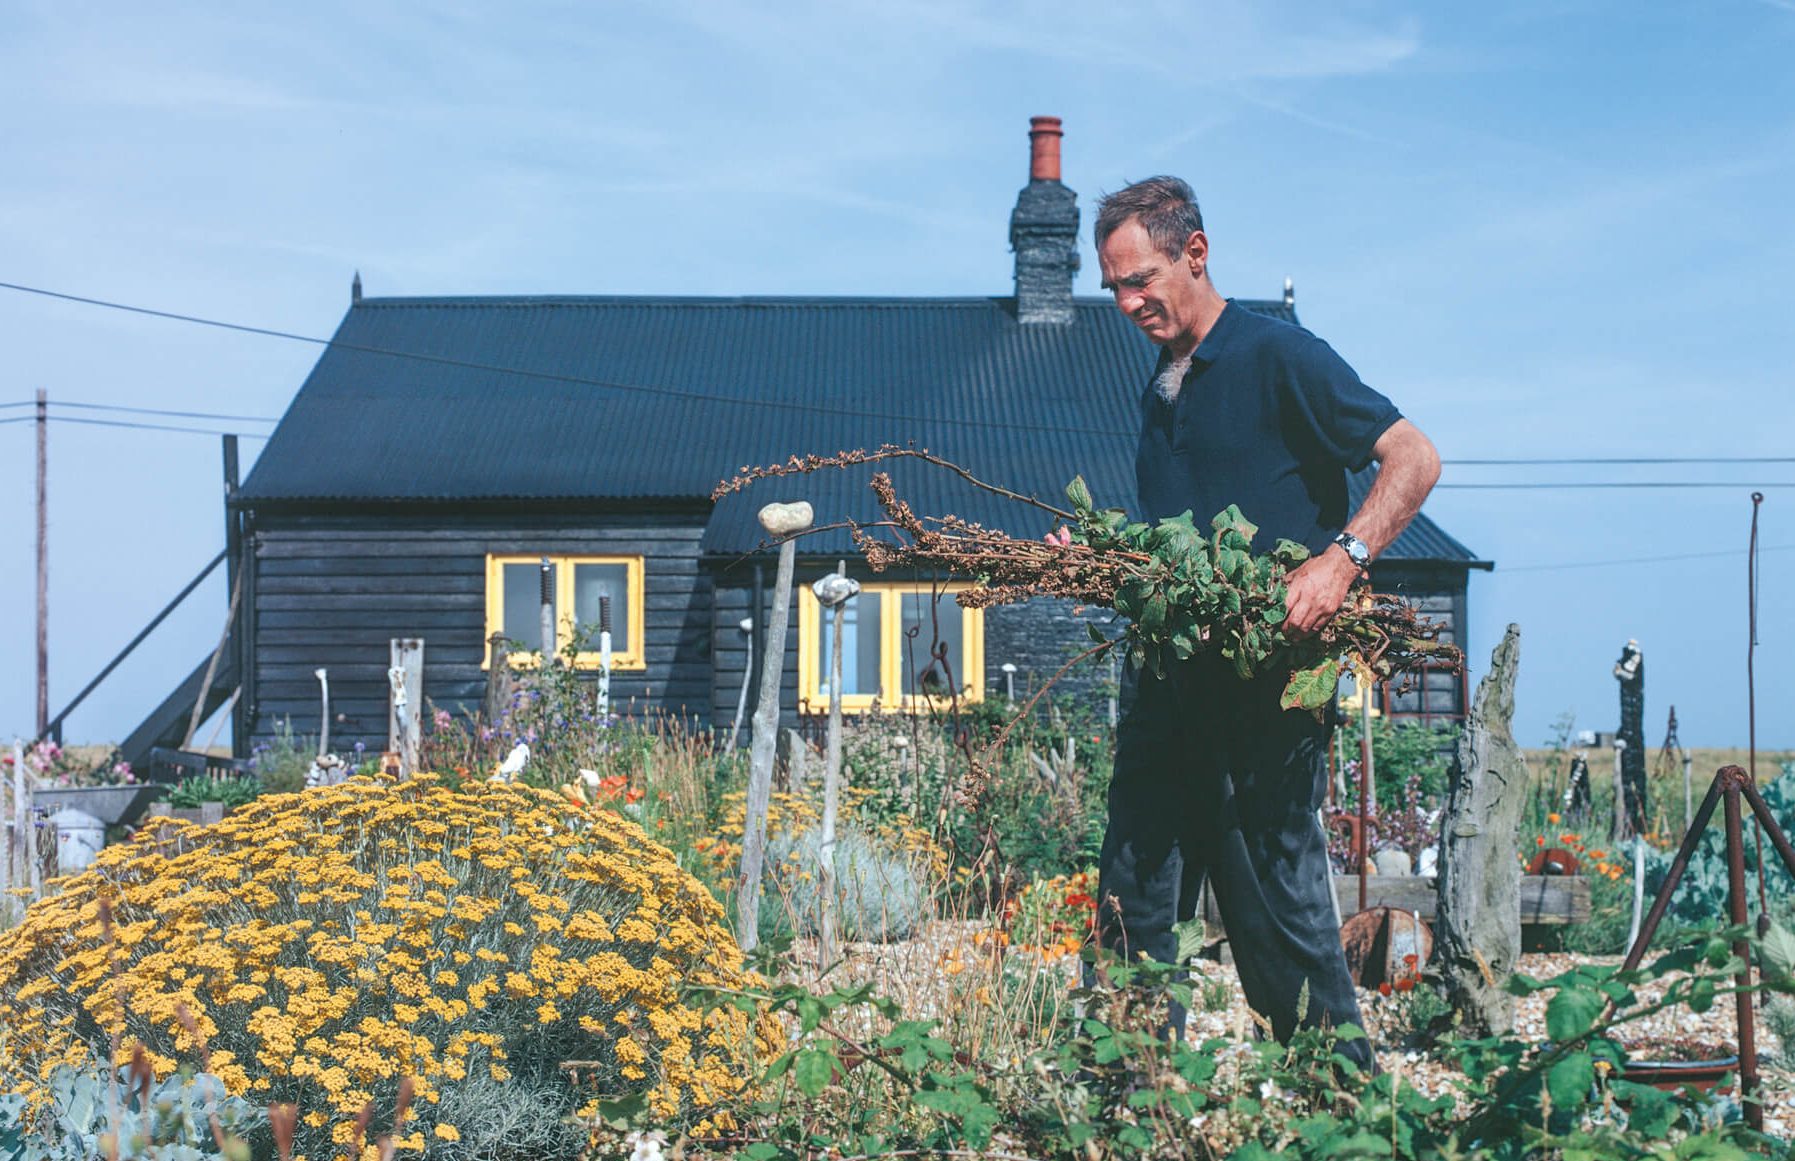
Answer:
[{"left": 1, "top": 1, "right": 1791, "bottom": 750}]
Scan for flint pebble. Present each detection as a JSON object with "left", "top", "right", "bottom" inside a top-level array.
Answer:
[{"left": 759, "top": 501, "right": 814, "bottom": 536}]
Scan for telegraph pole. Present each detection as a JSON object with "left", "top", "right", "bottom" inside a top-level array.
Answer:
[{"left": 35, "top": 389, "right": 47, "bottom": 737}]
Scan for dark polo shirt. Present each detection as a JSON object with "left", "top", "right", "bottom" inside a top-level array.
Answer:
[{"left": 1136, "top": 300, "right": 1401, "bottom": 557}]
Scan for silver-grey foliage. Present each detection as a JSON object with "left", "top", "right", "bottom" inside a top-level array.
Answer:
[{"left": 761, "top": 827, "right": 928, "bottom": 944}]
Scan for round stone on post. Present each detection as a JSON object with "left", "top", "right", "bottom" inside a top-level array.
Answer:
[
  {"left": 810, "top": 571, "right": 859, "bottom": 609},
  {"left": 759, "top": 501, "right": 814, "bottom": 538}
]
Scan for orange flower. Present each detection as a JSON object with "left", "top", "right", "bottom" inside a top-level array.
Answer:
[
  {"left": 1536, "top": 836, "right": 1546, "bottom": 847},
  {"left": 1394, "top": 976, "right": 1417, "bottom": 993},
  {"left": 1547, "top": 813, "right": 1561, "bottom": 825},
  {"left": 1378, "top": 982, "right": 1393, "bottom": 997}
]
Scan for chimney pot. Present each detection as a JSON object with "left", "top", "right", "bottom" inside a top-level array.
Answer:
[{"left": 1028, "top": 116, "right": 1063, "bottom": 182}]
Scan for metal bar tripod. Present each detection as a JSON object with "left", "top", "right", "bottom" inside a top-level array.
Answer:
[{"left": 1621, "top": 765, "right": 1795, "bottom": 1132}]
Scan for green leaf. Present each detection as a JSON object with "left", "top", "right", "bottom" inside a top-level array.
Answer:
[
  {"left": 1209, "top": 503, "right": 1259, "bottom": 543},
  {"left": 1085, "top": 621, "right": 1109, "bottom": 646},
  {"left": 1762, "top": 921, "right": 1795, "bottom": 987},
  {"left": 1174, "top": 918, "right": 1206, "bottom": 964},
  {"left": 739, "top": 1144, "right": 786, "bottom": 1161},
  {"left": 1545, "top": 986, "right": 1603, "bottom": 1042},
  {"left": 1065, "top": 476, "right": 1093, "bottom": 511},
  {"left": 1272, "top": 538, "right": 1310, "bottom": 565},
  {"left": 791, "top": 1047, "right": 837, "bottom": 1097},
  {"left": 1610, "top": 1080, "right": 1674, "bottom": 1136},
  {"left": 1547, "top": 1051, "right": 1596, "bottom": 1112},
  {"left": 1689, "top": 976, "right": 1716, "bottom": 1014},
  {"left": 1140, "top": 592, "right": 1168, "bottom": 635},
  {"left": 1280, "top": 658, "right": 1342, "bottom": 713}
]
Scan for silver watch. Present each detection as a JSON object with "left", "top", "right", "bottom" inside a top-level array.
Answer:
[{"left": 1332, "top": 531, "right": 1371, "bottom": 570}]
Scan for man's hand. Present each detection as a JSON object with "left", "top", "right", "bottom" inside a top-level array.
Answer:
[{"left": 1283, "top": 547, "right": 1360, "bottom": 636}]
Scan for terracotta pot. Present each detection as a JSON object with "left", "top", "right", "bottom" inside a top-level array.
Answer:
[{"left": 1620, "top": 1055, "right": 1738, "bottom": 1093}]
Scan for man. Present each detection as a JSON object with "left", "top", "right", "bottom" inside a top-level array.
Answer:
[{"left": 1092, "top": 176, "right": 1441, "bottom": 1069}]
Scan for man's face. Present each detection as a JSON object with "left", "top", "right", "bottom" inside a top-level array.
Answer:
[{"left": 1097, "top": 218, "right": 1206, "bottom": 348}]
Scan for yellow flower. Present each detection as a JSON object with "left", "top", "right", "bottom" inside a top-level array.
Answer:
[{"left": 433, "top": 1124, "right": 460, "bottom": 1142}]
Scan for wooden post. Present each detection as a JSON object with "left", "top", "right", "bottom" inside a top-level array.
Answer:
[
  {"left": 1436, "top": 624, "right": 1526, "bottom": 1036},
  {"left": 1611, "top": 739, "right": 1629, "bottom": 841},
  {"left": 15, "top": 740, "right": 39, "bottom": 901},
  {"left": 737, "top": 502, "right": 812, "bottom": 952},
  {"left": 35, "top": 390, "right": 47, "bottom": 738},
  {"left": 539, "top": 557, "right": 556, "bottom": 662},
  {"left": 388, "top": 638, "right": 424, "bottom": 775},
  {"left": 4, "top": 740, "right": 22, "bottom": 921},
  {"left": 484, "top": 632, "right": 516, "bottom": 731},
  {"left": 1357, "top": 685, "right": 1375, "bottom": 910}
]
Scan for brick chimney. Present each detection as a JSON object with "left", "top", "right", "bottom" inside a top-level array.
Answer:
[{"left": 1009, "top": 116, "right": 1080, "bottom": 325}]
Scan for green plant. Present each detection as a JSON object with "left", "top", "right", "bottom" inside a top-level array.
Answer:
[
  {"left": 759, "top": 827, "right": 929, "bottom": 944},
  {"left": 692, "top": 921, "right": 1795, "bottom": 1160},
  {"left": 1, "top": 1062, "right": 261, "bottom": 1161},
  {"left": 1642, "top": 765, "right": 1795, "bottom": 931},
  {"left": 162, "top": 775, "right": 262, "bottom": 811},
  {"left": 245, "top": 719, "right": 313, "bottom": 796},
  {"left": 0, "top": 773, "right": 766, "bottom": 1156}
]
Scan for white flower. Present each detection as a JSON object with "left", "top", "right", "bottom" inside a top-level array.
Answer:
[
  {"left": 1259, "top": 1079, "right": 1276, "bottom": 1101},
  {"left": 623, "top": 1130, "right": 667, "bottom": 1161}
]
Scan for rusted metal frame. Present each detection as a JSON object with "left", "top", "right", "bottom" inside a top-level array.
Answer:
[
  {"left": 1722, "top": 774, "right": 1763, "bottom": 1130},
  {"left": 1620, "top": 771, "right": 1726, "bottom": 973},
  {"left": 1621, "top": 765, "right": 1777, "bottom": 1130}
]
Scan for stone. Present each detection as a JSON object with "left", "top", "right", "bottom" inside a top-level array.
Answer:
[
  {"left": 1374, "top": 849, "right": 1413, "bottom": 877},
  {"left": 758, "top": 501, "right": 814, "bottom": 537}
]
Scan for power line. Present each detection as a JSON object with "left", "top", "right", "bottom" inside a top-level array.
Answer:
[
  {"left": 1437, "top": 482, "right": 1795, "bottom": 490},
  {"left": 0, "top": 279, "right": 1126, "bottom": 438},
  {"left": 52, "top": 401, "right": 278, "bottom": 423},
  {"left": 1449, "top": 456, "right": 1795, "bottom": 466},
  {"left": 10, "top": 279, "right": 1785, "bottom": 457},
  {"left": 1501, "top": 544, "right": 1795, "bottom": 574},
  {"left": 0, "top": 415, "right": 267, "bottom": 438}
]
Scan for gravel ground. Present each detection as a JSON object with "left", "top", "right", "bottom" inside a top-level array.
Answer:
[
  {"left": 1184, "top": 952, "right": 1795, "bottom": 1137},
  {"left": 819, "top": 926, "right": 1794, "bottom": 1138}
]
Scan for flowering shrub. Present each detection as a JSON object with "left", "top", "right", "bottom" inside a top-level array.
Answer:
[
  {"left": 4, "top": 742, "right": 136, "bottom": 789},
  {"left": 0, "top": 773, "right": 764, "bottom": 1156},
  {"left": 1003, "top": 870, "right": 1098, "bottom": 961}
]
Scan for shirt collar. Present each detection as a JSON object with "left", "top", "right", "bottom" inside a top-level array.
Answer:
[
  {"left": 1149, "top": 298, "right": 1240, "bottom": 378},
  {"left": 1189, "top": 298, "right": 1240, "bottom": 364}
]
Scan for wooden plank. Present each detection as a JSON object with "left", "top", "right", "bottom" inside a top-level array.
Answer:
[{"left": 258, "top": 575, "right": 485, "bottom": 597}]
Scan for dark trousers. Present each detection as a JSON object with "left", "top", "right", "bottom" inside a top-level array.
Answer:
[{"left": 1095, "top": 657, "right": 1372, "bottom": 1070}]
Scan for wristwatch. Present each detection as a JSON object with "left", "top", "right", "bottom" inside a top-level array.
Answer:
[{"left": 1332, "top": 531, "right": 1372, "bottom": 571}]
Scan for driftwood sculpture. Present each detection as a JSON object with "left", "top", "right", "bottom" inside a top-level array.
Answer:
[{"left": 1436, "top": 624, "right": 1526, "bottom": 1036}]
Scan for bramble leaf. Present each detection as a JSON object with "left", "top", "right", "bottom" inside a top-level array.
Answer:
[
  {"left": 1065, "top": 476, "right": 1093, "bottom": 511},
  {"left": 1280, "top": 658, "right": 1341, "bottom": 713}
]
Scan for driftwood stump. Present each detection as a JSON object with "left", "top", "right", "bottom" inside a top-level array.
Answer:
[{"left": 1436, "top": 624, "right": 1526, "bottom": 1036}]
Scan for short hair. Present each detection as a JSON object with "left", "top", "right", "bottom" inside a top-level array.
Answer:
[{"left": 1094, "top": 176, "right": 1205, "bottom": 259}]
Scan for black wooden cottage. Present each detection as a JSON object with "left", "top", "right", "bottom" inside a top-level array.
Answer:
[{"left": 196, "top": 123, "right": 1490, "bottom": 757}]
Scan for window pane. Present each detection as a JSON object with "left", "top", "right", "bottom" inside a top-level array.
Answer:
[
  {"left": 503, "top": 562, "right": 555, "bottom": 650},
  {"left": 573, "top": 563, "right": 631, "bottom": 653},
  {"left": 900, "top": 591, "right": 964, "bottom": 698},
  {"left": 814, "top": 593, "right": 882, "bottom": 700}
]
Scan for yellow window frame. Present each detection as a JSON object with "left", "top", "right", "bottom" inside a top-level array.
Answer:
[
  {"left": 797, "top": 581, "right": 984, "bottom": 714},
  {"left": 482, "top": 554, "right": 646, "bottom": 670}
]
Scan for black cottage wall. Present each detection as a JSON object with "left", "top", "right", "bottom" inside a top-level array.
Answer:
[{"left": 245, "top": 507, "right": 712, "bottom": 752}]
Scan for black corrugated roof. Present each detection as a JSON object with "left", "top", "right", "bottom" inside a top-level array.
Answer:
[{"left": 239, "top": 294, "right": 1483, "bottom": 567}]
